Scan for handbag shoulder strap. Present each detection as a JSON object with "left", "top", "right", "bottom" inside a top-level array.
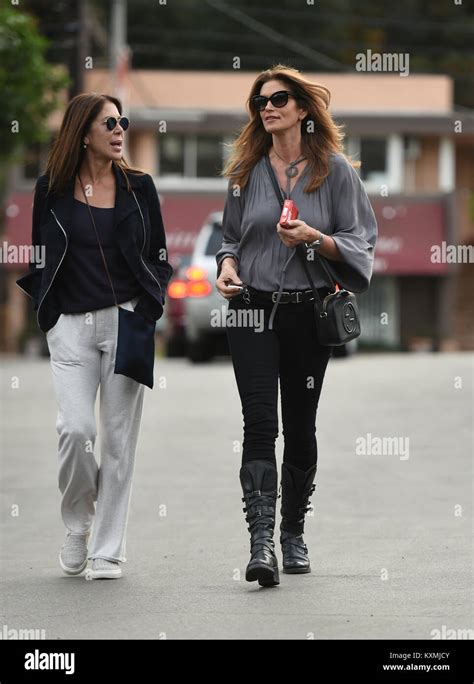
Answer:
[
  {"left": 263, "top": 153, "right": 337, "bottom": 297},
  {"left": 78, "top": 175, "right": 118, "bottom": 307}
]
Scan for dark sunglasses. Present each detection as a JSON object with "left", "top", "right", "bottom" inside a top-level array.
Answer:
[
  {"left": 250, "top": 90, "right": 297, "bottom": 112},
  {"left": 103, "top": 116, "right": 130, "bottom": 131}
]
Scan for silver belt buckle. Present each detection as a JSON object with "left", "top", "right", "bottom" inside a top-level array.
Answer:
[
  {"left": 295, "top": 292, "right": 303, "bottom": 303},
  {"left": 272, "top": 291, "right": 289, "bottom": 303}
]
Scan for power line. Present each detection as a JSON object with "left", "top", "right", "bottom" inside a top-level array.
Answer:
[
  {"left": 128, "top": 47, "right": 474, "bottom": 79},
  {"left": 124, "top": 1, "right": 474, "bottom": 33},
  {"left": 203, "top": 0, "right": 345, "bottom": 69},
  {"left": 128, "top": 30, "right": 474, "bottom": 56},
  {"left": 249, "top": 7, "right": 474, "bottom": 33}
]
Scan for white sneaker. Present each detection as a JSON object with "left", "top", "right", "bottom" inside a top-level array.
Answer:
[
  {"left": 90, "top": 558, "right": 122, "bottom": 579},
  {"left": 59, "top": 533, "right": 89, "bottom": 575}
]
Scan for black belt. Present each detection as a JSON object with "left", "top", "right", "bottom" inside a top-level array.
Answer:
[{"left": 243, "top": 286, "right": 332, "bottom": 304}]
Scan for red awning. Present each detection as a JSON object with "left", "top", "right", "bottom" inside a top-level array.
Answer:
[
  {"left": 370, "top": 197, "right": 448, "bottom": 275},
  {"left": 5, "top": 190, "right": 448, "bottom": 275}
]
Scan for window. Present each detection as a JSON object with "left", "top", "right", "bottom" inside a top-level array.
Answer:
[
  {"left": 159, "top": 134, "right": 185, "bottom": 176},
  {"left": 197, "top": 136, "right": 223, "bottom": 178},
  {"left": 158, "top": 134, "right": 224, "bottom": 178},
  {"left": 359, "top": 138, "right": 387, "bottom": 184},
  {"left": 357, "top": 276, "right": 400, "bottom": 348}
]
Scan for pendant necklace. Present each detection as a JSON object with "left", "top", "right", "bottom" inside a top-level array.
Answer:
[{"left": 272, "top": 148, "right": 306, "bottom": 198}]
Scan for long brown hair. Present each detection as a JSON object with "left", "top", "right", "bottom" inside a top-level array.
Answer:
[
  {"left": 222, "top": 64, "right": 359, "bottom": 193},
  {"left": 45, "top": 93, "right": 144, "bottom": 194}
]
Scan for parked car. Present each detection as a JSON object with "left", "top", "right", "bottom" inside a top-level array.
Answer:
[{"left": 184, "top": 212, "right": 228, "bottom": 362}]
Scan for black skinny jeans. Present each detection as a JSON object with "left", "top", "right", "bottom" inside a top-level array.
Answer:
[{"left": 226, "top": 288, "right": 332, "bottom": 472}]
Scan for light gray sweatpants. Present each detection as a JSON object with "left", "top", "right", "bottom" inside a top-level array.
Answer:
[{"left": 46, "top": 297, "right": 145, "bottom": 563}]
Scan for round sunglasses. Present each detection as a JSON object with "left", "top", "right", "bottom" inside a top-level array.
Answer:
[
  {"left": 250, "top": 90, "right": 297, "bottom": 112},
  {"left": 103, "top": 116, "right": 130, "bottom": 131}
]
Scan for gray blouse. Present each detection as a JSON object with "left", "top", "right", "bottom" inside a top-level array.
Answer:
[{"left": 216, "top": 152, "right": 378, "bottom": 296}]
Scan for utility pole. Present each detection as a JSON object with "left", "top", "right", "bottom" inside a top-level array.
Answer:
[
  {"left": 110, "top": 0, "right": 128, "bottom": 93},
  {"left": 109, "top": 0, "right": 129, "bottom": 156},
  {"left": 72, "top": 0, "right": 90, "bottom": 96}
]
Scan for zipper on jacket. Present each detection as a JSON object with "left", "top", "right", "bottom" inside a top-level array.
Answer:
[
  {"left": 37, "top": 209, "right": 68, "bottom": 327},
  {"left": 132, "top": 190, "right": 163, "bottom": 299}
]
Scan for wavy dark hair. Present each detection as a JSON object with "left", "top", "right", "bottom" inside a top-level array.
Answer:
[
  {"left": 45, "top": 93, "right": 144, "bottom": 194},
  {"left": 222, "top": 64, "right": 359, "bottom": 192}
]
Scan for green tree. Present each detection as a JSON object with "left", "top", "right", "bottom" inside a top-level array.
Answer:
[{"left": 0, "top": 5, "right": 68, "bottom": 196}]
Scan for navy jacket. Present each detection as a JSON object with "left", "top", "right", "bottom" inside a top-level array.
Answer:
[{"left": 16, "top": 163, "right": 173, "bottom": 332}]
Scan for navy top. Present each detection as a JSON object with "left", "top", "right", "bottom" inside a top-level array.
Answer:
[{"left": 54, "top": 199, "right": 142, "bottom": 313}]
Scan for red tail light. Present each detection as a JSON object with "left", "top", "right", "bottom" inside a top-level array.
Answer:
[
  {"left": 168, "top": 280, "right": 188, "bottom": 299},
  {"left": 185, "top": 266, "right": 208, "bottom": 281},
  {"left": 168, "top": 265, "right": 213, "bottom": 299},
  {"left": 187, "top": 280, "right": 212, "bottom": 297}
]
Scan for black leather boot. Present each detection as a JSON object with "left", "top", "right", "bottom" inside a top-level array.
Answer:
[
  {"left": 239, "top": 460, "right": 280, "bottom": 587},
  {"left": 280, "top": 462, "right": 317, "bottom": 574}
]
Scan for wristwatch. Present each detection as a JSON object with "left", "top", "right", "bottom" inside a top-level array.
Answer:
[{"left": 305, "top": 231, "right": 325, "bottom": 250}]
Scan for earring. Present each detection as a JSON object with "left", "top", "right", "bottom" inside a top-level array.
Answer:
[{"left": 83, "top": 143, "right": 87, "bottom": 149}]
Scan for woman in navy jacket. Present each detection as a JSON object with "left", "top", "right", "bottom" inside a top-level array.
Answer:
[
  {"left": 17, "top": 136, "right": 170, "bottom": 333},
  {"left": 17, "top": 93, "right": 172, "bottom": 580}
]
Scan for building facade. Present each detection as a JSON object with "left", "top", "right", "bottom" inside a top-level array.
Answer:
[{"left": 3, "top": 70, "right": 474, "bottom": 352}]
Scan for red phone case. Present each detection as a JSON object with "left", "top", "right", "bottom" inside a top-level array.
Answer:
[{"left": 280, "top": 199, "right": 299, "bottom": 226}]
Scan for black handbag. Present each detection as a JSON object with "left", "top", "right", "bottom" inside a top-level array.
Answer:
[
  {"left": 79, "top": 177, "right": 156, "bottom": 388},
  {"left": 264, "top": 154, "right": 361, "bottom": 346}
]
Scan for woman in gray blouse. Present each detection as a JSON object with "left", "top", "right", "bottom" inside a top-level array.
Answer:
[{"left": 216, "top": 65, "right": 377, "bottom": 587}]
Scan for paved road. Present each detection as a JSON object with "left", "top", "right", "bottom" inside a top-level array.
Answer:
[{"left": 0, "top": 352, "right": 472, "bottom": 640}]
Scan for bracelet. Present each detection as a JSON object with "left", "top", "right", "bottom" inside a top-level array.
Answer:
[{"left": 305, "top": 230, "right": 325, "bottom": 250}]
